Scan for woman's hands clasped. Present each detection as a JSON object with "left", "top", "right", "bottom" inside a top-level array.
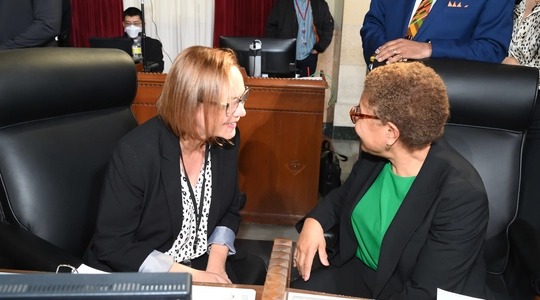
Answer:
[{"left": 294, "top": 217, "right": 330, "bottom": 281}]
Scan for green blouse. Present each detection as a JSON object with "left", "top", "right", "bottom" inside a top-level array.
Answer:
[{"left": 351, "top": 162, "right": 416, "bottom": 270}]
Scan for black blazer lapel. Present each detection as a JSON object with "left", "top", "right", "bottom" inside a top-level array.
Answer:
[
  {"left": 335, "top": 154, "right": 386, "bottom": 265},
  {"left": 159, "top": 122, "right": 183, "bottom": 237},
  {"left": 208, "top": 145, "right": 222, "bottom": 230},
  {"left": 373, "top": 142, "right": 445, "bottom": 297}
]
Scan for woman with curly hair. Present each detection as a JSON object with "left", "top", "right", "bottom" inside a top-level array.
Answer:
[{"left": 291, "top": 62, "right": 492, "bottom": 299}]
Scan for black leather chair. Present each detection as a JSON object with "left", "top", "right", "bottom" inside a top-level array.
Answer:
[
  {"left": 324, "top": 58, "right": 540, "bottom": 299},
  {"left": 0, "top": 47, "right": 139, "bottom": 271},
  {"left": 421, "top": 58, "right": 539, "bottom": 299},
  {"left": 0, "top": 47, "right": 268, "bottom": 285}
]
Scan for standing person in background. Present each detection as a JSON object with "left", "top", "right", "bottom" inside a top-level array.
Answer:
[
  {"left": 361, "top": 0, "right": 514, "bottom": 65},
  {"left": 122, "top": 7, "right": 164, "bottom": 73},
  {"left": 0, "top": 0, "right": 62, "bottom": 50},
  {"left": 266, "top": 0, "right": 334, "bottom": 77},
  {"left": 502, "top": 0, "right": 540, "bottom": 234}
]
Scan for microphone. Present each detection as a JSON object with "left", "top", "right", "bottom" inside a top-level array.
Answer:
[
  {"left": 248, "top": 40, "right": 262, "bottom": 77},
  {"left": 141, "top": 0, "right": 148, "bottom": 72}
]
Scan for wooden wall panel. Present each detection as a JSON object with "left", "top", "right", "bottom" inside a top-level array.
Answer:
[{"left": 131, "top": 72, "right": 166, "bottom": 125}]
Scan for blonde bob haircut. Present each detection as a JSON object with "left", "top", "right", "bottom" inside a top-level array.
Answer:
[{"left": 156, "top": 46, "right": 240, "bottom": 145}]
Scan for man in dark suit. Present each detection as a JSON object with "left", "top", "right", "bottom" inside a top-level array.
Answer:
[
  {"left": 0, "top": 0, "right": 62, "bottom": 50},
  {"left": 360, "top": 0, "right": 513, "bottom": 65},
  {"left": 122, "top": 7, "right": 164, "bottom": 73}
]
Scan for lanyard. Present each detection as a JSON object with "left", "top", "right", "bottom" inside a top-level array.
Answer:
[
  {"left": 295, "top": 0, "right": 311, "bottom": 21},
  {"left": 179, "top": 143, "right": 210, "bottom": 253}
]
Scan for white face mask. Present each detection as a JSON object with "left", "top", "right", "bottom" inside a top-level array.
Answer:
[{"left": 125, "top": 25, "right": 142, "bottom": 38}]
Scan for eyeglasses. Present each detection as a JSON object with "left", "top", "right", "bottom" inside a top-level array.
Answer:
[
  {"left": 124, "top": 21, "right": 142, "bottom": 26},
  {"left": 224, "top": 87, "right": 250, "bottom": 117},
  {"left": 349, "top": 105, "right": 379, "bottom": 124}
]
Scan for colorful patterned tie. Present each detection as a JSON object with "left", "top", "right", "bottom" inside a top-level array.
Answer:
[{"left": 405, "top": 0, "right": 434, "bottom": 40}]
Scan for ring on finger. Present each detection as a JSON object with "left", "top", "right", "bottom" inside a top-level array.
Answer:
[{"left": 393, "top": 49, "right": 397, "bottom": 55}]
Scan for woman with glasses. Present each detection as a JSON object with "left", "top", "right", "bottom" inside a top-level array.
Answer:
[
  {"left": 84, "top": 46, "right": 253, "bottom": 284},
  {"left": 291, "top": 62, "right": 492, "bottom": 299}
]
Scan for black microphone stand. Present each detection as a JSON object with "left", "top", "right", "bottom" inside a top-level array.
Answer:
[{"left": 141, "top": 0, "right": 148, "bottom": 72}]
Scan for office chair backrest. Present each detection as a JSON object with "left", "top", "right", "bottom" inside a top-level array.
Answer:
[
  {"left": 422, "top": 59, "right": 539, "bottom": 274},
  {"left": 0, "top": 48, "right": 138, "bottom": 257}
]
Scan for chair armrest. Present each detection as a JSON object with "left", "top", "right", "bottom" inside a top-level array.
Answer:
[
  {"left": 509, "top": 218, "right": 540, "bottom": 277},
  {"left": 509, "top": 218, "right": 540, "bottom": 295},
  {"left": 0, "top": 222, "right": 82, "bottom": 272},
  {"left": 324, "top": 224, "right": 340, "bottom": 259}
]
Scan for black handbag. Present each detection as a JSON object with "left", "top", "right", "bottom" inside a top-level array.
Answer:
[{"left": 318, "top": 140, "right": 348, "bottom": 197}]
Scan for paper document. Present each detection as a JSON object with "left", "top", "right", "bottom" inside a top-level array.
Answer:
[
  {"left": 437, "top": 288, "right": 484, "bottom": 300},
  {"left": 296, "top": 77, "right": 323, "bottom": 80},
  {"left": 288, "top": 291, "right": 368, "bottom": 300},
  {"left": 192, "top": 285, "right": 256, "bottom": 300},
  {"left": 76, "top": 263, "right": 109, "bottom": 274}
]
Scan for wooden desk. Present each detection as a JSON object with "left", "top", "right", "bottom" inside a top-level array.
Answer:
[
  {"left": 132, "top": 72, "right": 166, "bottom": 124},
  {"left": 132, "top": 73, "right": 327, "bottom": 226},
  {"left": 239, "top": 77, "right": 326, "bottom": 225},
  {"left": 198, "top": 238, "right": 364, "bottom": 300},
  {"left": 0, "top": 238, "right": 364, "bottom": 300}
]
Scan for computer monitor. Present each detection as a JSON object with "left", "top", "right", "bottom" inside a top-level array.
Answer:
[
  {"left": 0, "top": 272, "right": 191, "bottom": 299},
  {"left": 219, "top": 36, "right": 296, "bottom": 78},
  {"left": 89, "top": 37, "right": 133, "bottom": 57}
]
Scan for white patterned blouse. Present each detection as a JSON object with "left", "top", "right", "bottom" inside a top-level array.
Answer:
[{"left": 509, "top": 1, "right": 540, "bottom": 70}]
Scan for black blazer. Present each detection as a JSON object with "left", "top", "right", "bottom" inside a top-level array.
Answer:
[
  {"left": 84, "top": 116, "right": 244, "bottom": 272},
  {"left": 266, "top": 0, "right": 335, "bottom": 53},
  {"left": 299, "top": 138, "right": 491, "bottom": 299}
]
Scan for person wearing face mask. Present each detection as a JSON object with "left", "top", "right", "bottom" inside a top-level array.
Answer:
[{"left": 121, "top": 7, "right": 164, "bottom": 73}]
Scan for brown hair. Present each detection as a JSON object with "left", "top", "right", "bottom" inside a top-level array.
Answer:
[
  {"left": 363, "top": 62, "right": 450, "bottom": 150},
  {"left": 156, "top": 46, "right": 240, "bottom": 145}
]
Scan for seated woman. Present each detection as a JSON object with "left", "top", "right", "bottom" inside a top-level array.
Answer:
[
  {"left": 291, "top": 62, "right": 492, "bottom": 299},
  {"left": 84, "top": 46, "right": 252, "bottom": 284}
]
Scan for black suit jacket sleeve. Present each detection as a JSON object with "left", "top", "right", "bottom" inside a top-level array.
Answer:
[
  {"left": 312, "top": 0, "right": 334, "bottom": 53},
  {"left": 0, "top": 0, "right": 62, "bottom": 49}
]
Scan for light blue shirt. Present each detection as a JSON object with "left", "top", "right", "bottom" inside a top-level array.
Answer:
[
  {"left": 138, "top": 226, "right": 237, "bottom": 272},
  {"left": 294, "top": 0, "right": 316, "bottom": 61}
]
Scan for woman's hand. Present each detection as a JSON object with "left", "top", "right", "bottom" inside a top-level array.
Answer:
[
  {"left": 294, "top": 218, "right": 329, "bottom": 281},
  {"left": 502, "top": 56, "right": 519, "bottom": 65},
  {"left": 192, "top": 269, "right": 231, "bottom": 284},
  {"left": 169, "top": 262, "right": 230, "bottom": 284},
  {"left": 206, "top": 244, "right": 232, "bottom": 284}
]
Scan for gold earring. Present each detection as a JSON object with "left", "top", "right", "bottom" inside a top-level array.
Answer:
[{"left": 385, "top": 144, "right": 391, "bottom": 151}]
